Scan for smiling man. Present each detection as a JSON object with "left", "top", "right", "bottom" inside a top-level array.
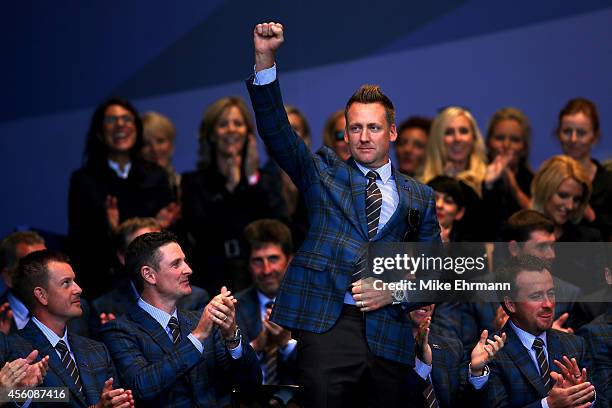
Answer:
[
  {"left": 487, "top": 254, "right": 596, "bottom": 407},
  {"left": 99, "top": 231, "right": 261, "bottom": 407},
  {"left": 8, "top": 250, "right": 132, "bottom": 408},
  {"left": 246, "top": 22, "right": 440, "bottom": 407}
]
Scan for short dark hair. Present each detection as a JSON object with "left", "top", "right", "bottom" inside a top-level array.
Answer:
[
  {"left": 244, "top": 219, "right": 293, "bottom": 257},
  {"left": 125, "top": 231, "right": 178, "bottom": 293},
  {"left": 398, "top": 116, "right": 432, "bottom": 136},
  {"left": 115, "top": 217, "right": 161, "bottom": 254},
  {"left": 496, "top": 254, "right": 550, "bottom": 314},
  {"left": 427, "top": 176, "right": 465, "bottom": 209},
  {"left": 345, "top": 85, "right": 395, "bottom": 126},
  {"left": 0, "top": 231, "right": 45, "bottom": 272},
  {"left": 13, "top": 250, "right": 69, "bottom": 310},
  {"left": 502, "top": 209, "right": 554, "bottom": 242}
]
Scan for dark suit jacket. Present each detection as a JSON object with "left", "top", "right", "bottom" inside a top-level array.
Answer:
[
  {"left": 0, "top": 289, "right": 91, "bottom": 338},
  {"left": 99, "top": 303, "right": 261, "bottom": 408},
  {"left": 7, "top": 320, "right": 116, "bottom": 408},
  {"left": 247, "top": 78, "right": 440, "bottom": 365},
  {"left": 236, "top": 286, "right": 298, "bottom": 384},
  {"left": 486, "top": 322, "right": 590, "bottom": 408},
  {"left": 576, "top": 310, "right": 611, "bottom": 408},
  {"left": 407, "top": 333, "right": 483, "bottom": 408},
  {"left": 68, "top": 160, "right": 174, "bottom": 299}
]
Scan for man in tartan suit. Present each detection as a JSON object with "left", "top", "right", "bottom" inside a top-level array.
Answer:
[
  {"left": 8, "top": 249, "right": 132, "bottom": 408},
  {"left": 99, "top": 231, "right": 261, "bottom": 407},
  {"left": 486, "top": 255, "right": 596, "bottom": 407},
  {"left": 247, "top": 22, "right": 440, "bottom": 407}
]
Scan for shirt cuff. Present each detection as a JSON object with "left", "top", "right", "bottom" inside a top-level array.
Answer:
[
  {"left": 228, "top": 339, "right": 244, "bottom": 359},
  {"left": 467, "top": 364, "right": 490, "bottom": 390},
  {"left": 253, "top": 64, "right": 277, "bottom": 85},
  {"left": 541, "top": 397, "right": 550, "bottom": 408},
  {"left": 279, "top": 339, "right": 297, "bottom": 360},
  {"left": 414, "top": 356, "right": 432, "bottom": 380},
  {"left": 188, "top": 333, "right": 204, "bottom": 353}
]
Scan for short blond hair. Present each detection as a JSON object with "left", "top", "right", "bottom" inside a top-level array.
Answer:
[
  {"left": 422, "top": 107, "right": 487, "bottom": 196},
  {"left": 142, "top": 111, "right": 176, "bottom": 142},
  {"left": 531, "top": 155, "right": 592, "bottom": 224}
]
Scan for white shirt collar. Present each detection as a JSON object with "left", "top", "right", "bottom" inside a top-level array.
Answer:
[
  {"left": 31, "top": 316, "right": 69, "bottom": 350},
  {"left": 107, "top": 159, "right": 131, "bottom": 179},
  {"left": 137, "top": 297, "right": 178, "bottom": 330},
  {"left": 354, "top": 159, "right": 393, "bottom": 184},
  {"left": 509, "top": 319, "right": 548, "bottom": 351}
]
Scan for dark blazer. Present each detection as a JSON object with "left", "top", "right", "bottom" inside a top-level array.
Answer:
[
  {"left": 235, "top": 286, "right": 298, "bottom": 384},
  {"left": 99, "top": 303, "right": 261, "bottom": 408},
  {"left": 407, "top": 333, "right": 482, "bottom": 408},
  {"left": 486, "top": 322, "right": 590, "bottom": 408},
  {"left": 68, "top": 160, "right": 174, "bottom": 299},
  {"left": 576, "top": 310, "right": 611, "bottom": 408},
  {"left": 246, "top": 78, "right": 440, "bottom": 365},
  {"left": 0, "top": 289, "right": 92, "bottom": 338},
  {"left": 7, "top": 320, "right": 117, "bottom": 408}
]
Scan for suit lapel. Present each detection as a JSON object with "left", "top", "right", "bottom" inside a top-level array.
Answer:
[
  {"left": 70, "top": 334, "right": 100, "bottom": 407},
  {"left": 430, "top": 340, "right": 451, "bottom": 407},
  {"left": 347, "top": 158, "right": 369, "bottom": 240},
  {"left": 177, "top": 309, "right": 203, "bottom": 393},
  {"left": 545, "top": 330, "right": 564, "bottom": 375},
  {"left": 375, "top": 168, "right": 409, "bottom": 239},
  {"left": 127, "top": 305, "right": 174, "bottom": 354},
  {"left": 19, "top": 322, "right": 88, "bottom": 407},
  {"left": 503, "top": 324, "right": 548, "bottom": 396}
]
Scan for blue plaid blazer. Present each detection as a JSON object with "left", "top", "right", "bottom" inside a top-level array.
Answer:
[
  {"left": 99, "top": 304, "right": 261, "bottom": 408},
  {"left": 246, "top": 78, "right": 440, "bottom": 364},
  {"left": 236, "top": 286, "right": 298, "bottom": 384},
  {"left": 7, "top": 320, "right": 117, "bottom": 408},
  {"left": 486, "top": 323, "right": 590, "bottom": 408},
  {"left": 576, "top": 310, "right": 611, "bottom": 408},
  {"left": 406, "top": 333, "right": 483, "bottom": 407}
]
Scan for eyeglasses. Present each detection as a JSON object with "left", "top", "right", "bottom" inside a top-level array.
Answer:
[
  {"left": 334, "top": 130, "right": 345, "bottom": 141},
  {"left": 103, "top": 115, "right": 135, "bottom": 125}
]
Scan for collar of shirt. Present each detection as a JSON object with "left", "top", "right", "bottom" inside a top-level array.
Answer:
[
  {"left": 256, "top": 290, "right": 275, "bottom": 320},
  {"left": 137, "top": 297, "right": 178, "bottom": 331},
  {"left": 354, "top": 159, "right": 394, "bottom": 184},
  {"left": 7, "top": 291, "right": 29, "bottom": 324},
  {"left": 107, "top": 159, "right": 131, "bottom": 179},
  {"left": 31, "top": 316, "right": 70, "bottom": 351},
  {"left": 509, "top": 319, "right": 548, "bottom": 351}
]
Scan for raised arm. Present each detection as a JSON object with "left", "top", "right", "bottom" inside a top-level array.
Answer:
[{"left": 254, "top": 22, "right": 284, "bottom": 72}]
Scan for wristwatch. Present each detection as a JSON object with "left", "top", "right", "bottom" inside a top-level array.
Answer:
[{"left": 224, "top": 326, "right": 241, "bottom": 348}]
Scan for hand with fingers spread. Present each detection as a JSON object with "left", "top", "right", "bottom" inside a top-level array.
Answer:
[
  {"left": 94, "top": 377, "right": 135, "bottom": 408},
  {"left": 552, "top": 313, "right": 574, "bottom": 334},
  {"left": 546, "top": 377, "right": 595, "bottom": 408},
  {"left": 485, "top": 153, "right": 513, "bottom": 187},
  {"left": 552, "top": 356, "right": 588, "bottom": 387},
  {"left": 19, "top": 350, "right": 49, "bottom": 388},
  {"left": 0, "top": 350, "right": 49, "bottom": 392},
  {"left": 470, "top": 330, "right": 506, "bottom": 376},
  {"left": 253, "top": 22, "right": 284, "bottom": 71},
  {"left": 0, "top": 302, "right": 13, "bottom": 335},
  {"left": 100, "top": 312, "right": 117, "bottom": 326},
  {"left": 414, "top": 316, "right": 432, "bottom": 365},
  {"left": 351, "top": 277, "right": 392, "bottom": 312}
]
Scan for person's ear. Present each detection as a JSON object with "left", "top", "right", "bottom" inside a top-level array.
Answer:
[
  {"left": 508, "top": 241, "right": 520, "bottom": 257},
  {"left": 503, "top": 296, "right": 515, "bottom": 314},
  {"left": 454, "top": 207, "right": 465, "bottom": 221},
  {"left": 34, "top": 287, "right": 48, "bottom": 306},
  {"left": 141, "top": 265, "right": 156, "bottom": 286}
]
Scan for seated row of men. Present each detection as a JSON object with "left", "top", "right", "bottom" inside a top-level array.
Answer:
[{"left": 0, "top": 214, "right": 609, "bottom": 407}]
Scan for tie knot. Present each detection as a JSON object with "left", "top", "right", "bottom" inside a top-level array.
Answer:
[
  {"left": 55, "top": 340, "right": 68, "bottom": 355},
  {"left": 366, "top": 171, "right": 378, "bottom": 183},
  {"left": 168, "top": 316, "right": 179, "bottom": 330},
  {"left": 532, "top": 338, "right": 545, "bottom": 350}
]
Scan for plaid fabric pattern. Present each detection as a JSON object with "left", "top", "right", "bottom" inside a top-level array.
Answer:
[
  {"left": 7, "top": 320, "right": 117, "bottom": 408},
  {"left": 247, "top": 78, "right": 440, "bottom": 364},
  {"left": 486, "top": 323, "right": 590, "bottom": 407},
  {"left": 576, "top": 311, "right": 611, "bottom": 408}
]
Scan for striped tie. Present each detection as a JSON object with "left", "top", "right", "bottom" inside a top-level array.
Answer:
[
  {"left": 423, "top": 379, "right": 439, "bottom": 408},
  {"left": 55, "top": 340, "right": 83, "bottom": 396},
  {"left": 532, "top": 338, "right": 551, "bottom": 390},
  {"left": 168, "top": 316, "right": 181, "bottom": 344},
  {"left": 365, "top": 171, "right": 382, "bottom": 239},
  {"left": 263, "top": 301, "right": 278, "bottom": 384}
]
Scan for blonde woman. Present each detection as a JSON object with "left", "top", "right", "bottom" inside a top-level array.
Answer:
[
  {"left": 531, "top": 155, "right": 600, "bottom": 241},
  {"left": 423, "top": 107, "right": 488, "bottom": 197},
  {"left": 141, "top": 111, "right": 181, "bottom": 195}
]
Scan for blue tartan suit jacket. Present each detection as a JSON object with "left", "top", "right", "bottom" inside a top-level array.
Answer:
[
  {"left": 576, "top": 310, "right": 611, "bottom": 408},
  {"left": 99, "top": 304, "right": 262, "bottom": 408},
  {"left": 246, "top": 78, "right": 440, "bottom": 364},
  {"left": 486, "top": 322, "right": 591, "bottom": 408},
  {"left": 7, "top": 320, "right": 117, "bottom": 408}
]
